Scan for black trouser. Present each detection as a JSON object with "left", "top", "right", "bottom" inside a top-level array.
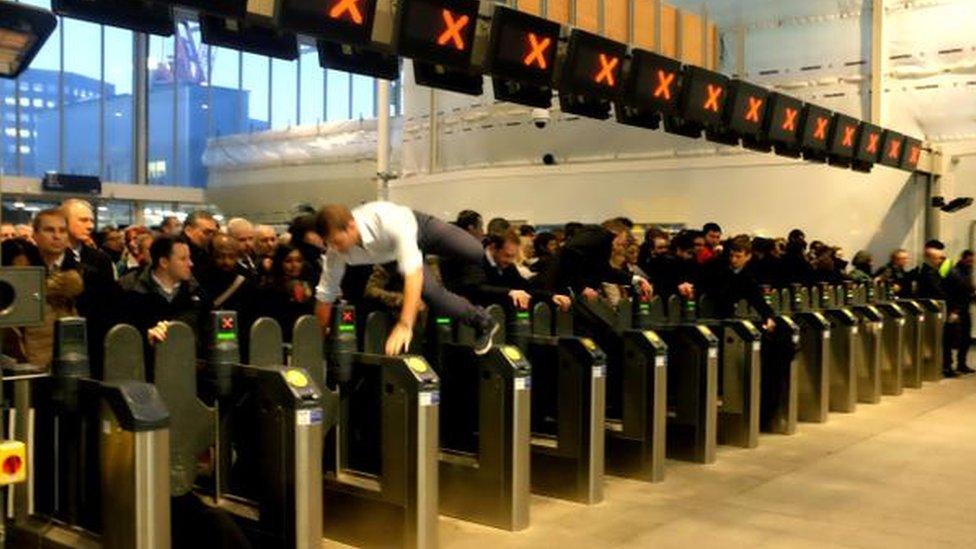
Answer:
[
  {"left": 958, "top": 312, "right": 972, "bottom": 368},
  {"left": 414, "top": 212, "right": 489, "bottom": 327},
  {"left": 943, "top": 312, "right": 972, "bottom": 371}
]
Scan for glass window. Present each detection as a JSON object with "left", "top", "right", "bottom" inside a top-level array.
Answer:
[
  {"left": 62, "top": 19, "right": 102, "bottom": 177},
  {"left": 147, "top": 33, "right": 176, "bottom": 185},
  {"left": 325, "top": 70, "right": 349, "bottom": 121},
  {"left": 271, "top": 58, "right": 297, "bottom": 130},
  {"left": 299, "top": 45, "right": 324, "bottom": 126},
  {"left": 16, "top": 0, "right": 60, "bottom": 177},
  {"left": 175, "top": 19, "right": 210, "bottom": 188},
  {"left": 103, "top": 26, "right": 133, "bottom": 183},
  {"left": 351, "top": 75, "right": 375, "bottom": 119},
  {"left": 242, "top": 53, "right": 269, "bottom": 132},
  {"left": 209, "top": 47, "right": 241, "bottom": 139}
]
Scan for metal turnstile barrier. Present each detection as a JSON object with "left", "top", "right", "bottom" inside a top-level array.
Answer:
[
  {"left": 790, "top": 286, "right": 832, "bottom": 423},
  {"left": 918, "top": 299, "right": 947, "bottom": 381},
  {"left": 817, "top": 285, "right": 859, "bottom": 414},
  {"left": 511, "top": 302, "right": 605, "bottom": 504},
  {"left": 895, "top": 299, "right": 926, "bottom": 389},
  {"left": 324, "top": 303, "right": 440, "bottom": 549},
  {"left": 574, "top": 296, "right": 667, "bottom": 482},
  {"left": 873, "top": 283, "right": 907, "bottom": 396},
  {"left": 634, "top": 297, "right": 718, "bottom": 464}
]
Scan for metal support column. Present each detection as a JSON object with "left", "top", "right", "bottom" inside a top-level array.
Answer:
[
  {"left": 428, "top": 89, "right": 438, "bottom": 174},
  {"left": 870, "top": 0, "right": 887, "bottom": 125},
  {"left": 925, "top": 173, "right": 942, "bottom": 243},
  {"left": 376, "top": 80, "right": 392, "bottom": 201},
  {"left": 135, "top": 33, "right": 149, "bottom": 186}
]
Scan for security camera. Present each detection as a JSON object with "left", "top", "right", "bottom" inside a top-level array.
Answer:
[{"left": 531, "top": 108, "right": 550, "bottom": 129}]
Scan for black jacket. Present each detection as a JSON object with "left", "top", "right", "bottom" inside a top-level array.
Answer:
[
  {"left": 257, "top": 281, "right": 315, "bottom": 342},
  {"left": 914, "top": 263, "right": 946, "bottom": 300},
  {"left": 701, "top": 259, "right": 776, "bottom": 321},
  {"left": 944, "top": 264, "right": 974, "bottom": 315},
  {"left": 875, "top": 263, "right": 914, "bottom": 298},
  {"left": 644, "top": 255, "right": 700, "bottom": 300},
  {"left": 446, "top": 255, "right": 552, "bottom": 307},
  {"left": 539, "top": 225, "right": 632, "bottom": 294},
  {"left": 182, "top": 237, "right": 211, "bottom": 281},
  {"left": 782, "top": 251, "right": 814, "bottom": 287},
  {"left": 120, "top": 267, "right": 209, "bottom": 344}
]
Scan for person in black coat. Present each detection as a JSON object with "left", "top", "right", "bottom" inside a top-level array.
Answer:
[
  {"left": 875, "top": 249, "right": 914, "bottom": 298},
  {"left": 537, "top": 220, "right": 651, "bottom": 301},
  {"left": 181, "top": 210, "right": 220, "bottom": 280},
  {"left": 782, "top": 229, "right": 814, "bottom": 287},
  {"left": 119, "top": 236, "right": 209, "bottom": 349},
  {"left": 944, "top": 250, "right": 976, "bottom": 375},
  {"left": 643, "top": 231, "right": 700, "bottom": 301},
  {"left": 258, "top": 243, "right": 316, "bottom": 342},
  {"left": 700, "top": 235, "right": 776, "bottom": 330},
  {"left": 444, "top": 230, "right": 572, "bottom": 312},
  {"left": 61, "top": 199, "right": 121, "bottom": 377}
]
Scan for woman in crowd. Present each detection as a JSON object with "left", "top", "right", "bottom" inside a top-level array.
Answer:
[{"left": 258, "top": 243, "right": 315, "bottom": 341}]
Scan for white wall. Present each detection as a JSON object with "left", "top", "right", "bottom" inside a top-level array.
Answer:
[{"left": 390, "top": 150, "right": 926, "bottom": 260}]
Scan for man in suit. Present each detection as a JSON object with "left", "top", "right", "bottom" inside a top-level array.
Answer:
[
  {"left": 61, "top": 198, "right": 120, "bottom": 377},
  {"left": 446, "top": 229, "right": 572, "bottom": 312}
]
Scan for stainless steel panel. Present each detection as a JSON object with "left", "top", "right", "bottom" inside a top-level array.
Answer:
[{"left": 294, "top": 418, "right": 324, "bottom": 549}]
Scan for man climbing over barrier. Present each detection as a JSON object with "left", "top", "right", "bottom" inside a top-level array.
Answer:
[{"left": 314, "top": 201, "right": 499, "bottom": 356}]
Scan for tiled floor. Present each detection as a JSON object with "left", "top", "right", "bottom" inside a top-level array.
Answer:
[{"left": 327, "top": 375, "right": 976, "bottom": 548}]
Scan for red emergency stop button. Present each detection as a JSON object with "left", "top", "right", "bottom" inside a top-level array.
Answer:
[{"left": 0, "top": 440, "right": 26, "bottom": 485}]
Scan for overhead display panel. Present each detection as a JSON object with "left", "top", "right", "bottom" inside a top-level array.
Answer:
[
  {"left": 278, "top": 0, "right": 377, "bottom": 45},
  {"left": 799, "top": 104, "right": 832, "bottom": 160},
  {"left": 558, "top": 29, "right": 627, "bottom": 99},
  {"left": 620, "top": 49, "right": 682, "bottom": 115},
  {"left": 724, "top": 80, "right": 769, "bottom": 137},
  {"left": 0, "top": 1, "right": 58, "bottom": 79},
  {"left": 765, "top": 93, "right": 803, "bottom": 146},
  {"left": 487, "top": 6, "right": 559, "bottom": 86},
  {"left": 52, "top": 0, "right": 174, "bottom": 36},
  {"left": 487, "top": 6, "right": 560, "bottom": 109},
  {"left": 319, "top": 41, "right": 399, "bottom": 80},
  {"left": 397, "top": 0, "right": 480, "bottom": 69},
  {"left": 414, "top": 61, "right": 483, "bottom": 96},
  {"left": 900, "top": 137, "right": 922, "bottom": 172},
  {"left": 200, "top": 15, "right": 298, "bottom": 60},
  {"left": 678, "top": 66, "right": 729, "bottom": 128},
  {"left": 828, "top": 114, "right": 860, "bottom": 160},
  {"left": 855, "top": 122, "right": 883, "bottom": 163},
  {"left": 880, "top": 130, "right": 905, "bottom": 168}
]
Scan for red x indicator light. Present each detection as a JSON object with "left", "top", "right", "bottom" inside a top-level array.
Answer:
[
  {"left": 523, "top": 33, "right": 551, "bottom": 69},
  {"left": 865, "top": 132, "right": 880, "bottom": 153},
  {"left": 653, "top": 70, "right": 675, "bottom": 100},
  {"left": 703, "top": 84, "right": 723, "bottom": 113},
  {"left": 437, "top": 9, "right": 469, "bottom": 50},
  {"left": 220, "top": 316, "right": 235, "bottom": 330},
  {"left": 782, "top": 108, "right": 798, "bottom": 132},
  {"left": 743, "top": 96, "right": 763, "bottom": 123},
  {"left": 328, "top": 0, "right": 363, "bottom": 24},
  {"left": 594, "top": 53, "right": 619, "bottom": 87},
  {"left": 341, "top": 310, "right": 355, "bottom": 323}
]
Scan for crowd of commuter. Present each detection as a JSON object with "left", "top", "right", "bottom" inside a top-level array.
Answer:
[{"left": 2, "top": 202, "right": 974, "bottom": 382}]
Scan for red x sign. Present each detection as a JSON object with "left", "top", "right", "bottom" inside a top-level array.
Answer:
[
  {"left": 329, "top": 0, "right": 364, "bottom": 24},
  {"left": 220, "top": 316, "right": 235, "bottom": 330},
  {"left": 813, "top": 117, "right": 829, "bottom": 140},
  {"left": 744, "top": 96, "right": 763, "bottom": 123},
  {"left": 653, "top": 70, "right": 675, "bottom": 100},
  {"left": 865, "top": 132, "right": 880, "bottom": 153},
  {"left": 437, "top": 9, "right": 469, "bottom": 51},
  {"left": 703, "top": 84, "right": 723, "bottom": 112},
  {"left": 888, "top": 139, "right": 902, "bottom": 160},
  {"left": 908, "top": 145, "right": 920, "bottom": 165},
  {"left": 341, "top": 310, "right": 355, "bottom": 323},
  {"left": 781, "top": 108, "right": 798, "bottom": 132},
  {"left": 841, "top": 125, "right": 856, "bottom": 147},
  {"left": 523, "top": 33, "right": 551, "bottom": 69},
  {"left": 594, "top": 53, "right": 619, "bottom": 87}
]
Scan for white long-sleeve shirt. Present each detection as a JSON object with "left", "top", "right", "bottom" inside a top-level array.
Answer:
[{"left": 315, "top": 201, "right": 424, "bottom": 303}]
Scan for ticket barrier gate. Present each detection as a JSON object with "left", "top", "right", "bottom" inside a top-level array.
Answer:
[
  {"left": 815, "top": 284, "right": 860, "bottom": 414},
  {"left": 789, "top": 286, "right": 832, "bottom": 423},
  {"left": 573, "top": 296, "right": 667, "bottom": 482},
  {"left": 693, "top": 297, "right": 762, "bottom": 449},
  {"left": 917, "top": 299, "right": 946, "bottom": 382},
  {"left": 6, "top": 318, "right": 171, "bottom": 549},
  {"left": 505, "top": 302, "right": 606, "bottom": 504},
  {"left": 361, "top": 308, "right": 531, "bottom": 532},
  {"left": 726, "top": 289, "right": 800, "bottom": 437},
  {"left": 846, "top": 284, "right": 884, "bottom": 404},
  {"left": 871, "top": 283, "right": 907, "bottom": 396},
  {"left": 894, "top": 298, "right": 926, "bottom": 389},
  {"left": 101, "top": 313, "right": 325, "bottom": 549},
  {"left": 324, "top": 303, "right": 440, "bottom": 549},
  {"left": 633, "top": 297, "right": 718, "bottom": 464},
  {"left": 760, "top": 289, "right": 800, "bottom": 435}
]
